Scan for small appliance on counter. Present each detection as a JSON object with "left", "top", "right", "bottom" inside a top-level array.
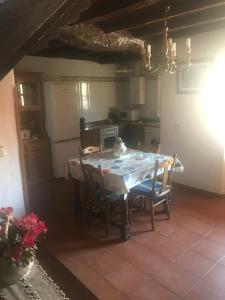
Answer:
[{"left": 119, "top": 109, "right": 140, "bottom": 121}]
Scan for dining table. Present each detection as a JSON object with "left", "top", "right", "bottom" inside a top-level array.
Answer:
[{"left": 67, "top": 148, "right": 183, "bottom": 241}]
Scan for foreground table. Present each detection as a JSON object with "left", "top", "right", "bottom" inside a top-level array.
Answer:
[
  {"left": 0, "top": 248, "right": 97, "bottom": 300},
  {"left": 68, "top": 149, "right": 183, "bottom": 241}
]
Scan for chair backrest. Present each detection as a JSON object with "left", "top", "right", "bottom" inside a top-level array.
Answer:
[
  {"left": 152, "top": 158, "right": 173, "bottom": 195},
  {"left": 168, "top": 153, "right": 177, "bottom": 186},
  {"left": 81, "top": 162, "right": 106, "bottom": 199},
  {"left": 79, "top": 146, "right": 101, "bottom": 157},
  {"left": 79, "top": 157, "right": 89, "bottom": 184}
]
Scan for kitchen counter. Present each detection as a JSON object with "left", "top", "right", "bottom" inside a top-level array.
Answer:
[
  {"left": 81, "top": 120, "right": 160, "bottom": 150},
  {"left": 82, "top": 120, "right": 160, "bottom": 132},
  {"left": 83, "top": 124, "right": 119, "bottom": 131}
]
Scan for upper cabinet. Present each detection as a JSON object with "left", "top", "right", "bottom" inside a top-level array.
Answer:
[
  {"left": 15, "top": 72, "right": 42, "bottom": 110},
  {"left": 15, "top": 72, "right": 45, "bottom": 137},
  {"left": 130, "top": 76, "right": 146, "bottom": 105}
]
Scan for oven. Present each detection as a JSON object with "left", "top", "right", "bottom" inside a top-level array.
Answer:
[{"left": 100, "top": 126, "right": 118, "bottom": 150}]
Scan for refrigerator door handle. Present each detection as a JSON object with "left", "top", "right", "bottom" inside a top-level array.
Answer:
[{"left": 54, "top": 137, "right": 80, "bottom": 144}]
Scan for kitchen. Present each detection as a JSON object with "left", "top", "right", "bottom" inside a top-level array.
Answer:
[
  {"left": 3, "top": 1, "right": 225, "bottom": 298},
  {"left": 15, "top": 55, "right": 161, "bottom": 182}
]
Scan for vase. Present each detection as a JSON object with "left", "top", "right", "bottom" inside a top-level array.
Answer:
[
  {"left": 112, "top": 142, "right": 127, "bottom": 157},
  {"left": 0, "top": 258, "right": 34, "bottom": 287}
]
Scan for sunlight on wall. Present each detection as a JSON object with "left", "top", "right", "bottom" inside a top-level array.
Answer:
[{"left": 202, "top": 55, "right": 225, "bottom": 147}]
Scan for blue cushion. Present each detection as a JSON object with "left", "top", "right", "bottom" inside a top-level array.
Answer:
[
  {"left": 96, "top": 190, "right": 120, "bottom": 201},
  {"left": 131, "top": 179, "right": 162, "bottom": 194},
  {"left": 106, "top": 191, "right": 121, "bottom": 201}
]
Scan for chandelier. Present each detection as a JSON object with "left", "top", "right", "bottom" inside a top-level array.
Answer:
[{"left": 144, "top": 6, "right": 191, "bottom": 74}]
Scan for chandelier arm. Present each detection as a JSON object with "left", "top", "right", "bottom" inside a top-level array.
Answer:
[
  {"left": 143, "top": 4, "right": 192, "bottom": 74},
  {"left": 145, "top": 64, "right": 161, "bottom": 74}
]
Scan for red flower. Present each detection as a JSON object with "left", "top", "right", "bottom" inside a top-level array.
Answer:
[
  {"left": 10, "top": 246, "right": 24, "bottom": 262},
  {"left": 0, "top": 208, "right": 47, "bottom": 262},
  {"left": 25, "top": 212, "right": 39, "bottom": 223},
  {"left": 32, "top": 221, "right": 47, "bottom": 237},
  {"left": 22, "top": 233, "right": 36, "bottom": 248},
  {"left": 15, "top": 212, "right": 40, "bottom": 230}
]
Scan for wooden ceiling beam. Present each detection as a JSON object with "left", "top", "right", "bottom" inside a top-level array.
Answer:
[
  {"left": 132, "top": 4, "right": 225, "bottom": 38},
  {"left": 32, "top": 1, "right": 91, "bottom": 53},
  {"left": 161, "top": 18, "right": 225, "bottom": 40},
  {"left": 75, "top": 0, "right": 161, "bottom": 25},
  {"left": 32, "top": 44, "right": 141, "bottom": 64},
  {"left": 70, "top": 0, "right": 135, "bottom": 25},
  {"left": 98, "top": 0, "right": 225, "bottom": 33}
]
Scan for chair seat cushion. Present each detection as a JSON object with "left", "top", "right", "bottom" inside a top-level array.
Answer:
[
  {"left": 106, "top": 191, "right": 121, "bottom": 201},
  {"left": 96, "top": 190, "right": 120, "bottom": 201},
  {"left": 131, "top": 179, "right": 162, "bottom": 194}
]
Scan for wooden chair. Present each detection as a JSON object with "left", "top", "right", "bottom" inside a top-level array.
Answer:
[
  {"left": 79, "top": 145, "right": 101, "bottom": 157},
  {"left": 79, "top": 160, "right": 120, "bottom": 236},
  {"left": 129, "top": 155, "right": 176, "bottom": 230},
  {"left": 79, "top": 146, "right": 102, "bottom": 210}
]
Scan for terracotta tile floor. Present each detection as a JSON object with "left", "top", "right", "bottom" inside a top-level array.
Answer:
[{"left": 39, "top": 180, "right": 225, "bottom": 299}]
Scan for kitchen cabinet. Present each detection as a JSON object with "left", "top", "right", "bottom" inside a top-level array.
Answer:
[
  {"left": 130, "top": 76, "right": 145, "bottom": 105},
  {"left": 15, "top": 71, "right": 45, "bottom": 137},
  {"left": 24, "top": 138, "right": 52, "bottom": 184},
  {"left": 81, "top": 129, "right": 101, "bottom": 149},
  {"left": 14, "top": 71, "right": 52, "bottom": 211},
  {"left": 122, "top": 124, "right": 144, "bottom": 149}
]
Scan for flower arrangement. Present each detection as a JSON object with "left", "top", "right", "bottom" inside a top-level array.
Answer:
[{"left": 0, "top": 207, "right": 47, "bottom": 266}]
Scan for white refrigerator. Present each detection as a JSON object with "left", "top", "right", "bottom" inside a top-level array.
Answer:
[{"left": 43, "top": 81, "right": 80, "bottom": 178}]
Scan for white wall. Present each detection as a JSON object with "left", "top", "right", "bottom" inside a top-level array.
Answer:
[
  {"left": 15, "top": 56, "right": 116, "bottom": 80},
  {"left": 15, "top": 56, "right": 119, "bottom": 122},
  {"left": 0, "top": 71, "right": 25, "bottom": 216},
  {"left": 160, "top": 29, "right": 225, "bottom": 194}
]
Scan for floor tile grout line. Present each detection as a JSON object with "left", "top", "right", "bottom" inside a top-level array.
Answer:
[
  {"left": 105, "top": 230, "right": 225, "bottom": 298},
  {"left": 106, "top": 240, "right": 203, "bottom": 299},
  {"left": 49, "top": 224, "right": 225, "bottom": 299},
  {"left": 105, "top": 242, "right": 185, "bottom": 297},
  {"left": 44, "top": 181, "right": 225, "bottom": 300},
  {"left": 172, "top": 232, "right": 210, "bottom": 262},
  {"left": 171, "top": 205, "right": 225, "bottom": 231},
  {"left": 201, "top": 272, "right": 225, "bottom": 294},
  {"left": 181, "top": 277, "right": 203, "bottom": 299},
  {"left": 173, "top": 259, "right": 218, "bottom": 281},
  {"left": 54, "top": 248, "right": 131, "bottom": 300}
]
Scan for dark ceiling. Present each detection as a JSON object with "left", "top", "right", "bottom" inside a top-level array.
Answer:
[
  {"left": 0, "top": 0, "right": 90, "bottom": 79},
  {"left": 1, "top": 0, "right": 225, "bottom": 80},
  {"left": 32, "top": 0, "right": 225, "bottom": 64}
]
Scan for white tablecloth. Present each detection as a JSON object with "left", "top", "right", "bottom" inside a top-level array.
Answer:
[{"left": 67, "top": 149, "right": 183, "bottom": 195}]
